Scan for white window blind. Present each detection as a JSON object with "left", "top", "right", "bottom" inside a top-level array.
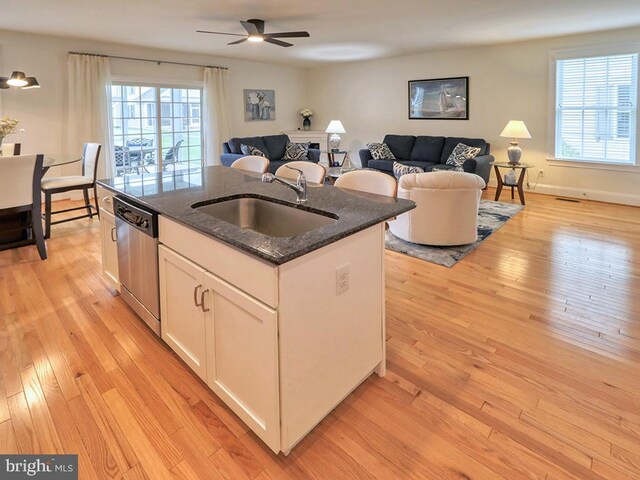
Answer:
[{"left": 555, "top": 53, "right": 638, "bottom": 164}]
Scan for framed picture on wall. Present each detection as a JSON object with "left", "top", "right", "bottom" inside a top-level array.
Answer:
[
  {"left": 244, "top": 89, "right": 276, "bottom": 121},
  {"left": 408, "top": 77, "right": 469, "bottom": 120}
]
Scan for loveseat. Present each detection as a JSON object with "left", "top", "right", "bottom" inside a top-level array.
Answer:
[
  {"left": 221, "top": 134, "right": 321, "bottom": 174},
  {"left": 359, "top": 134, "right": 493, "bottom": 184}
]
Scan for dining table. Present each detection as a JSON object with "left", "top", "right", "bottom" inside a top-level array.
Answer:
[{"left": 42, "top": 154, "right": 82, "bottom": 175}]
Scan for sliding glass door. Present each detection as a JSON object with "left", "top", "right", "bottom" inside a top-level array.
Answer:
[{"left": 111, "top": 84, "right": 203, "bottom": 178}]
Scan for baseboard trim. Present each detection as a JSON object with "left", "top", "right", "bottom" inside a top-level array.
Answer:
[{"left": 528, "top": 183, "right": 640, "bottom": 206}]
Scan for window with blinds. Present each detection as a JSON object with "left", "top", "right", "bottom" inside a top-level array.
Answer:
[{"left": 555, "top": 53, "right": 638, "bottom": 164}]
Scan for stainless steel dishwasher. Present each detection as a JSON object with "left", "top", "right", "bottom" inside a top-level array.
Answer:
[{"left": 113, "top": 196, "right": 160, "bottom": 336}]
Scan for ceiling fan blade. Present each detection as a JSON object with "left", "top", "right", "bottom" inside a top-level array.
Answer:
[
  {"left": 196, "top": 30, "right": 246, "bottom": 37},
  {"left": 264, "top": 38, "right": 293, "bottom": 48},
  {"left": 264, "top": 31, "right": 310, "bottom": 38},
  {"left": 228, "top": 38, "right": 248, "bottom": 45},
  {"left": 241, "top": 21, "right": 260, "bottom": 36}
]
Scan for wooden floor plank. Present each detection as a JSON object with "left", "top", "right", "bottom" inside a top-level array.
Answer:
[{"left": 0, "top": 192, "right": 639, "bottom": 479}]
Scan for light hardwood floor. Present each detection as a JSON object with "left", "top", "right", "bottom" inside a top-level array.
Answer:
[{"left": 1, "top": 189, "right": 639, "bottom": 479}]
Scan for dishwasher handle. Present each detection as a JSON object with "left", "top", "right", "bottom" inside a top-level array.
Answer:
[{"left": 113, "top": 196, "right": 158, "bottom": 238}]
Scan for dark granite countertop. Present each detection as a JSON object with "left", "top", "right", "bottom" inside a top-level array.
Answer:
[{"left": 97, "top": 166, "right": 415, "bottom": 265}]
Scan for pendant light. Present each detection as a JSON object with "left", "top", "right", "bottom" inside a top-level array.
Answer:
[
  {"left": 7, "top": 71, "right": 28, "bottom": 87},
  {"left": 0, "top": 71, "right": 40, "bottom": 89}
]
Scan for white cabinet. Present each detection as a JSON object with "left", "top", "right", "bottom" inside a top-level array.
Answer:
[
  {"left": 158, "top": 216, "right": 385, "bottom": 455},
  {"left": 204, "top": 273, "right": 279, "bottom": 451},
  {"left": 99, "top": 210, "right": 119, "bottom": 290},
  {"left": 97, "top": 185, "right": 119, "bottom": 291},
  {"left": 158, "top": 244, "right": 280, "bottom": 449},
  {"left": 158, "top": 245, "right": 208, "bottom": 381}
]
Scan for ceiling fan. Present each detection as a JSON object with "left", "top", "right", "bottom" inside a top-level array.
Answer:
[{"left": 197, "top": 19, "right": 310, "bottom": 48}]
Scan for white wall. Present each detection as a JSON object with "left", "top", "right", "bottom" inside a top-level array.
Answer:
[
  {"left": 306, "top": 26, "right": 640, "bottom": 205},
  {"left": 0, "top": 29, "right": 306, "bottom": 176}
]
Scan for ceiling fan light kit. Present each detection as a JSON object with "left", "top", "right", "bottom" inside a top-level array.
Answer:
[{"left": 198, "top": 19, "right": 310, "bottom": 48}]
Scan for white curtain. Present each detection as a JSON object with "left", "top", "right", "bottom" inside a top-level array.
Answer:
[
  {"left": 67, "top": 54, "right": 114, "bottom": 179},
  {"left": 203, "top": 67, "right": 230, "bottom": 166}
]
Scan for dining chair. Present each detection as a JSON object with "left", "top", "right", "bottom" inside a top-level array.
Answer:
[
  {"left": 41, "top": 143, "right": 102, "bottom": 238},
  {"left": 0, "top": 154, "right": 47, "bottom": 259},
  {"left": 275, "top": 161, "right": 326, "bottom": 184},
  {"left": 231, "top": 155, "right": 270, "bottom": 174},
  {"left": 162, "top": 139, "right": 184, "bottom": 171},
  {"left": 0, "top": 143, "right": 22, "bottom": 156},
  {"left": 334, "top": 169, "right": 398, "bottom": 197}
]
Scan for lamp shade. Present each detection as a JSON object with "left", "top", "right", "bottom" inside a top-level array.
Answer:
[
  {"left": 500, "top": 120, "right": 531, "bottom": 139},
  {"left": 7, "top": 71, "right": 28, "bottom": 87},
  {"left": 325, "top": 120, "right": 346, "bottom": 134},
  {"left": 22, "top": 77, "right": 40, "bottom": 89}
]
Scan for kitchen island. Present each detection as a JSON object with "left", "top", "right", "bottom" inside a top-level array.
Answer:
[{"left": 97, "top": 166, "right": 414, "bottom": 454}]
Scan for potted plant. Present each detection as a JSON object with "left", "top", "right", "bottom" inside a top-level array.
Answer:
[
  {"left": 0, "top": 115, "right": 20, "bottom": 147},
  {"left": 300, "top": 108, "right": 313, "bottom": 131}
]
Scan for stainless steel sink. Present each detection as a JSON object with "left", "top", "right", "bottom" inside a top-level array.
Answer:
[{"left": 193, "top": 197, "right": 337, "bottom": 237}]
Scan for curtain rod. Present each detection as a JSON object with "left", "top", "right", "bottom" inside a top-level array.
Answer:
[{"left": 67, "top": 51, "right": 228, "bottom": 70}]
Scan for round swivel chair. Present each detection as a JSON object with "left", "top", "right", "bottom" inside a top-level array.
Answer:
[{"left": 389, "top": 171, "right": 485, "bottom": 245}]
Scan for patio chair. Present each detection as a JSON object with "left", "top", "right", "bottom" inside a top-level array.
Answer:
[
  {"left": 115, "top": 145, "right": 130, "bottom": 176},
  {"left": 162, "top": 139, "right": 184, "bottom": 171}
]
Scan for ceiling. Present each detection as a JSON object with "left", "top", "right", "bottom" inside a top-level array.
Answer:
[{"left": 2, "top": 0, "right": 640, "bottom": 66}]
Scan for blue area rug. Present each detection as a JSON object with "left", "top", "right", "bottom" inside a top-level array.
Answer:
[{"left": 385, "top": 200, "right": 524, "bottom": 268}]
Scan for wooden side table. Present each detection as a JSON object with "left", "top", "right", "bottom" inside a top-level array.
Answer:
[
  {"left": 322, "top": 150, "right": 348, "bottom": 167},
  {"left": 493, "top": 163, "right": 533, "bottom": 205}
]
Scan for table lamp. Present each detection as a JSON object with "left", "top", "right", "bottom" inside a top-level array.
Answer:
[
  {"left": 500, "top": 120, "right": 531, "bottom": 164},
  {"left": 325, "top": 120, "right": 346, "bottom": 151}
]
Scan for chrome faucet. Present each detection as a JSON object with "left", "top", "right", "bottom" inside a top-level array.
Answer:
[{"left": 262, "top": 165, "right": 308, "bottom": 203}]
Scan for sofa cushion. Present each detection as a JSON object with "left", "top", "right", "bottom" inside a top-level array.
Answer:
[
  {"left": 383, "top": 135, "right": 416, "bottom": 160},
  {"left": 263, "top": 134, "right": 289, "bottom": 160},
  {"left": 410, "top": 136, "right": 445, "bottom": 162},
  {"left": 393, "top": 161, "right": 424, "bottom": 179},
  {"left": 425, "top": 164, "right": 456, "bottom": 172},
  {"left": 367, "top": 143, "right": 396, "bottom": 160},
  {"left": 283, "top": 141, "right": 309, "bottom": 161},
  {"left": 229, "top": 136, "right": 269, "bottom": 157},
  {"left": 240, "top": 143, "right": 267, "bottom": 157},
  {"left": 446, "top": 143, "right": 482, "bottom": 167},
  {"left": 440, "top": 137, "right": 487, "bottom": 163},
  {"left": 367, "top": 159, "right": 396, "bottom": 173},
  {"left": 267, "top": 160, "right": 287, "bottom": 174},
  {"left": 369, "top": 159, "right": 435, "bottom": 173}
]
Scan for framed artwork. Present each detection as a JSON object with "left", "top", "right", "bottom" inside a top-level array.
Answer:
[
  {"left": 244, "top": 89, "right": 275, "bottom": 121},
  {"left": 408, "top": 77, "right": 469, "bottom": 120}
]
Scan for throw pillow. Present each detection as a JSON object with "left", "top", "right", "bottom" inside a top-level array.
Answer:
[
  {"left": 446, "top": 143, "right": 481, "bottom": 167},
  {"left": 240, "top": 143, "right": 267, "bottom": 158},
  {"left": 393, "top": 161, "right": 424, "bottom": 179},
  {"left": 283, "top": 141, "right": 310, "bottom": 161},
  {"left": 367, "top": 143, "right": 396, "bottom": 160}
]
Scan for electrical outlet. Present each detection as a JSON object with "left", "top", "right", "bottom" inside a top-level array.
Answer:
[
  {"left": 336, "top": 265, "right": 350, "bottom": 295},
  {"left": 538, "top": 169, "right": 545, "bottom": 177}
]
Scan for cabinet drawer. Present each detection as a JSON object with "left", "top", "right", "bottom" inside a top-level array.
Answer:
[
  {"left": 96, "top": 185, "right": 115, "bottom": 215},
  {"left": 159, "top": 216, "right": 278, "bottom": 308}
]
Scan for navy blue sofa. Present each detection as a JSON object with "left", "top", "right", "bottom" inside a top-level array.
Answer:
[
  {"left": 359, "top": 134, "right": 493, "bottom": 184},
  {"left": 221, "top": 134, "right": 321, "bottom": 174}
]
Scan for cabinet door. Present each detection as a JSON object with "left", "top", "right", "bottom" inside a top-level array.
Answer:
[
  {"left": 204, "top": 272, "right": 280, "bottom": 453},
  {"left": 158, "top": 245, "right": 207, "bottom": 381},
  {"left": 100, "top": 211, "right": 120, "bottom": 290}
]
